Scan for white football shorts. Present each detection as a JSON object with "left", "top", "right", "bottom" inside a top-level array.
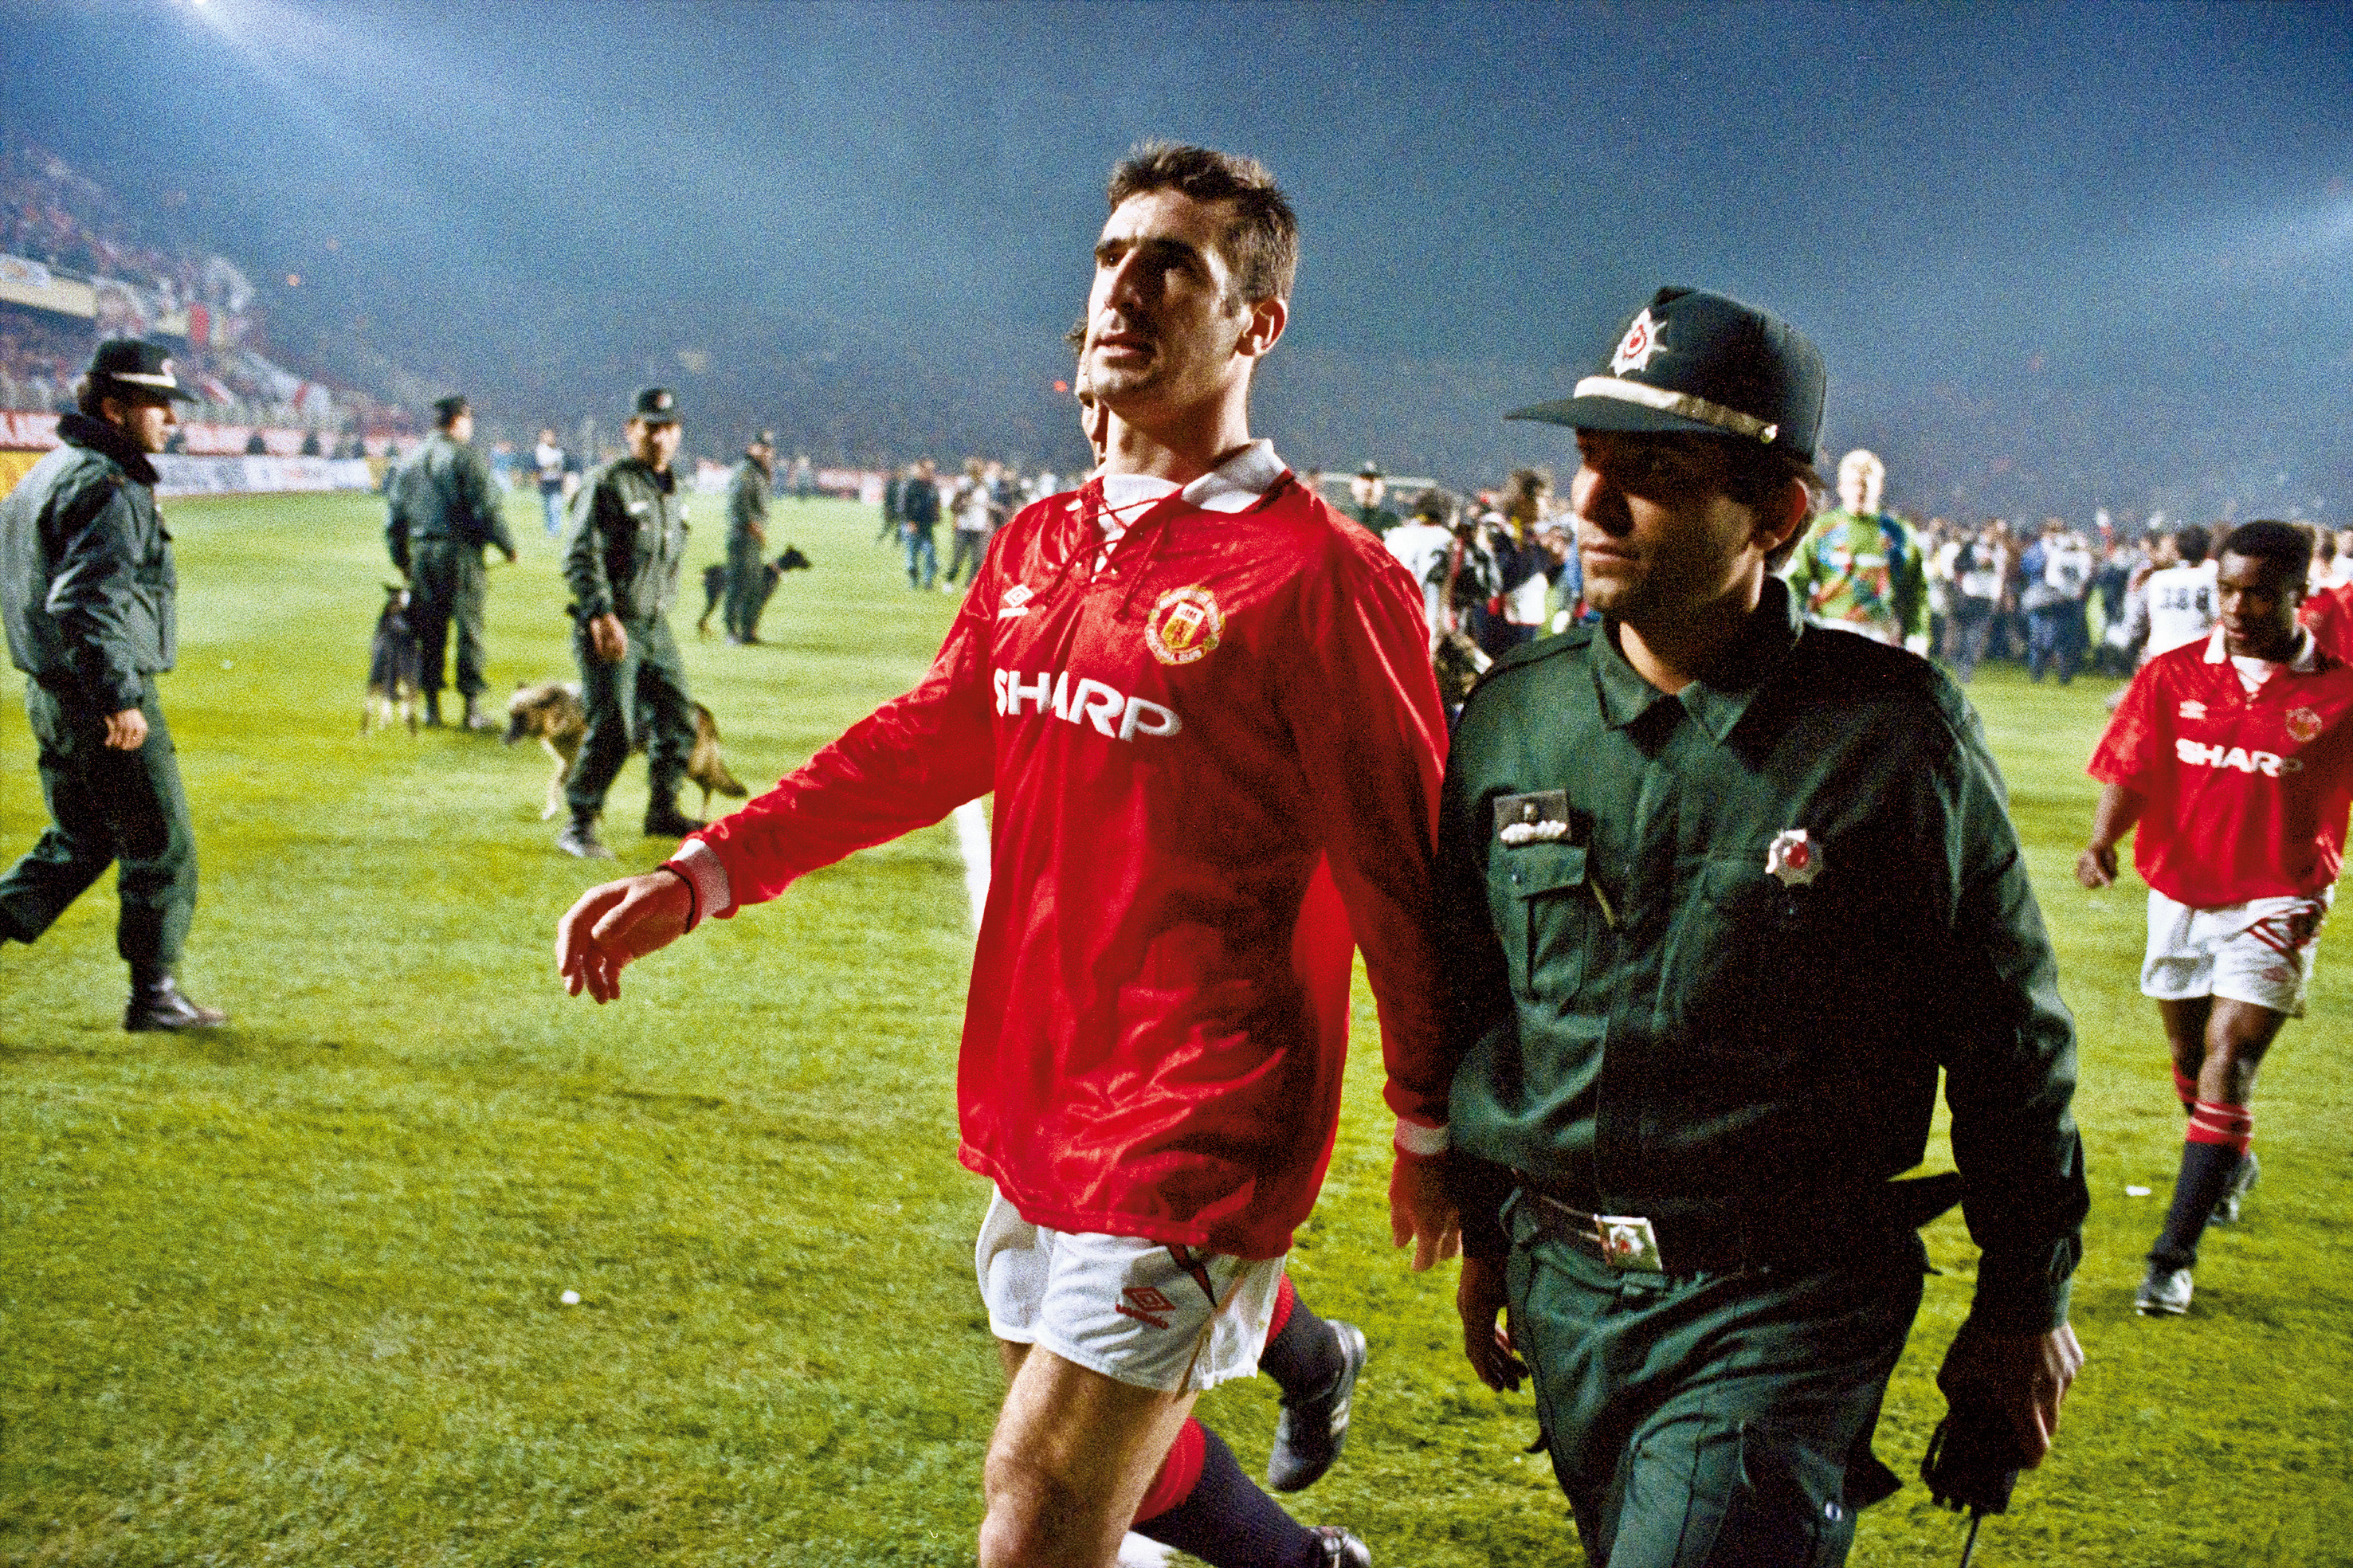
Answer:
[
  {"left": 975, "top": 1186, "right": 1285, "bottom": 1394},
  {"left": 2142, "top": 888, "right": 2331, "bottom": 1018}
]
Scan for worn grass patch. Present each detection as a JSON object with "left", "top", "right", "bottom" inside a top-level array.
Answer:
[{"left": 2, "top": 491, "right": 2348, "bottom": 1566}]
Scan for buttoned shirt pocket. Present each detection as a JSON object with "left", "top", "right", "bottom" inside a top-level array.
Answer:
[{"left": 1502, "top": 841, "right": 1596, "bottom": 1002}]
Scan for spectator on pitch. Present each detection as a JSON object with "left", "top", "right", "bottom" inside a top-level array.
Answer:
[
  {"left": 2022, "top": 519, "right": 2093, "bottom": 684},
  {"left": 556, "top": 141, "right": 1454, "bottom": 1568},
  {"left": 900, "top": 457, "right": 941, "bottom": 590},
  {"left": 1383, "top": 490, "right": 1454, "bottom": 639},
  {"left": 1946, "top": 518, "right": 2009, "bottom": 681},
  {"left": 1347, "top": 462, "right": 1398, "bottom": 537},
  {"left": 534, "top": 428, "right": 569, "bottom": 539},
  {"left": 943, "top": 457, "right": 994, "bottom": 590},
  {"left": 878, "top": 461, "right": 905, "bottom": 543},
  {"left": 1489, "top": 467, "right": 1555, "bottom": 652},
  {"left": 2079, "top": 519, "right": 2353, "bottom": 1317},
  {"left": 1785, "top": 446, "right": 1929, "bottom": 650},
  {"left": 789, "top": 451, "right": 814, "bottom": 500},
  {"left": 0, "top": 339, "right": 227, "bottom": 1031},
  {"left": 724, "top": 431, "right": 775, "bottom": 643},
  {"left": 386, "top": 394, "right": 517, "bottom": 730},
  {"left": 2126, "top": 524, "right": 2219, "bottom": 668},
  {"left": 558, "top": 386, "right": 706, "bottom": 858}
]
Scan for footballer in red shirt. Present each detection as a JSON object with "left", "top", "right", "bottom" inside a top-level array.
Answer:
[
  {"left": 2080, "top": 520, "right": 2353, "bottom": 1317},
  {"left": 556, "top": 145, "right": 1454, "bottom": 1568}
]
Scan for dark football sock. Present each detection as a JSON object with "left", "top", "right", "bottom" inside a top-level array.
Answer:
[
  {"left": 1134, "top": 1423, "right": 1322, "bottom": 1568},
  {"left": 2150, "top": 1105, "right": 2253, "bottom": 1268},
  {"left": 1258, "top": 1278, "right": 1343, "bottom": 1400}
]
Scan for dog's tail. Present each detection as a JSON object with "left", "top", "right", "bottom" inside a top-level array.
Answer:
[{"left": 711, "top": 759, "right": 748, "bottom": 798}]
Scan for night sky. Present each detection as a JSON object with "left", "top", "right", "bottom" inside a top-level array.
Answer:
[{"left": 3, "top": 0, "right": 2348, "bottom": 519}]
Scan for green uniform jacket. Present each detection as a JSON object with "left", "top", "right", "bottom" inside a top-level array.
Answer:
[
  {"left": 726, "top": 457, "right": 770, "bottom": 547},
  {"left": 388, "top": 429, "right": 514, "bottom": 570},
  {"left": 1441, "top": 578, "right": 2087, "bottom": 1333},
  {"left": 564, "top": 457, "right": 690, "bottom": 623},
  {"left": 0, "top": 412, "right": 178, "bottom": 715}
]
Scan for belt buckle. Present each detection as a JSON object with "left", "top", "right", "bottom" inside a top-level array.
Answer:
[{"left": 1593, "top": 1213, "right": 1665, "bottom": 1272}]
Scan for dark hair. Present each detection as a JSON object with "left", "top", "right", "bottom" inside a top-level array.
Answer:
[
  {"left": 2172, "top": 524, "right": 2212, "bottom": 566},
  {"left": 74, "top": 374, "right": 167, "bottom": 420},
  {"left": 2219, "top": 519, "right": 2311, "bottom": 586},
  {"left": 73, "top": 374, "right": 105, "bottom": 417},
  {"left": 1107, "top": 142, "right": 1298, "bottom": 304},
  {"left": 1714, "top": 439, "right": 1820, "bottom": 570}
]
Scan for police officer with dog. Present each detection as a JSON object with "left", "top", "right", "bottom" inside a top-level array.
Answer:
[
  {"left": 0, "top": 339, "right": 227, "bottom": 1030},
  {"left": 387, "top": 393, "right": 516, "bottom": 730},
  {"left": 558, "top": 386, "right": 704, "bottom": 859},
  {"left": 723, "top": 430, "right": 774, "bottom": 644},
  {"left": 1439, "top": 288, "right": 2088, "bottom": 1566}
]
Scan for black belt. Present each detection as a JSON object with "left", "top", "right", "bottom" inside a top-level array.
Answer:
[{"left": 1512, "top": 1170, "right": 1963, "bottom": 1276}]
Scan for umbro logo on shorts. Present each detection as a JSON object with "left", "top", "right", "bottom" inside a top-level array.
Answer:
[{"left": 1116, "top": 1285, "right": 1176, "bottom": 1330}]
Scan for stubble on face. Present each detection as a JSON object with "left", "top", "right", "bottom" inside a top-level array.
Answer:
[{"left": 1571, "top": 433, "right": 1773, "bottom": 629}]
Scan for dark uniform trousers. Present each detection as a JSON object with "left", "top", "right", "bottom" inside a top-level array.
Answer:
[
  {"left": 724, "top": 531, "right": 764, "bottom": 641},
  {"left": 0, "top": 676, "right": 196, "bottom": 974},
  {"left": 408, "top": 538, "right": 488, "bottom": 698},
  {"left": 565, "top": 613, "right": 695, "bottom": 819},
  {"left": 1504, "top": 1194, "right": 1924, "bottom": 1568}
]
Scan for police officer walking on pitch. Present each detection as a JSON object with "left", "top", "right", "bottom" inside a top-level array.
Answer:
[
  {"left": 387, "top": 393, "right": 516, "bottom": 729},
  {"left": 723, "top": 430, "right": 773, "bottom": 644},
  {"left": 558, "top": 386, "right": 704, "bottom": 858},
  {"left": 0, "top": 339, "right": 227, "bottom": 1030},
  {"left": 1440, "top": 288, "right": 2088, "bottom": 1566}
]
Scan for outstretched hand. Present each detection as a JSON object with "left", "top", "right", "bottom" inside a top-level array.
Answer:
[
  {"left": 556, "top": 870, "right": 693, "bottom": 1002},
  {"left": 1389, "top": 1151, "right": 1461, "bottom": 1272}
]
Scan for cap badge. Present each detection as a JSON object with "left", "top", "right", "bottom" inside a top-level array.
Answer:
[
  {"left": 654, "top": 390, "right": 673, "bottom": 410},
  {"left": 2287, "top": 706, "right": 2323, "bottom": 744},
  {"left": 1766, "top": 829, "right": 1819, "bottom": 887},
  {"left": 1145, "top": 585, "right": 1223, "bottom": 666},
  {"left": 1610, "top": 308, "right": 1663, "bottom": 376}
]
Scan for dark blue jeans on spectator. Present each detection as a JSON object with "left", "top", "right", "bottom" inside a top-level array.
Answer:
[
  {"left": 905, "top": 525, "right": 938, "bottom": 590},
  {"left": 2027, "top": 606, "right": 2077, "bottom": 684}
]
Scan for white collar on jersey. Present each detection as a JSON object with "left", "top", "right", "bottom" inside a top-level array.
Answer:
[
  {"left": 2206, "top": 624, "right": 2316, "bottom": 672},
  {"left": 1096, "top": 438, "right": 1286, "bottom": 518}
]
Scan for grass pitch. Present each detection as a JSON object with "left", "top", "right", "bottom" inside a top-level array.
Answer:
[{"left": 2, "top": 488, "right": 2349, "bottom": 1567}]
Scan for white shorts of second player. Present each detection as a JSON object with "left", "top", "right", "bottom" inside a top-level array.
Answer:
[
  {"left": 2142, "top": 888, "right": 2331, "bottom": 1017},
  {"left": 975, "top": 1186, "right": 1286, "bottom": 1394}
]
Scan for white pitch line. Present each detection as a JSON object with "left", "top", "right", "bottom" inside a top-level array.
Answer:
[{"left": 953, "top": 798, "right": 991, "bottom": 934}]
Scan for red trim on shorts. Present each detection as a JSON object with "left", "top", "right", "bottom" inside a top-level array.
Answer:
[{"left": 1132, "top": 1416, "right": 1207, "bottom": 1523}]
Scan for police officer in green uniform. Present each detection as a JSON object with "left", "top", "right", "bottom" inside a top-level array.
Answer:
[
  {"left": 558, "top": 386, "right": 703, "bottom": 858},
  {"left": 0, "top": 339, "right": 226, "bottom": 1030},
  {"left": 723, "top": 430, "right": 773, "bottom": 644},
  {"left": 387, "top": 394, "right": 516, "bottom": 729},
  {"left": 1439, "top": 288, "right": 2088, "bottom": 1566}
]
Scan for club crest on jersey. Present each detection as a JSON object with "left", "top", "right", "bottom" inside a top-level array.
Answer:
[
  {"left": 2287, "top": 706, "right": 2323, "bottom": 744},
  {"left": 1610, "top": 308, "right": 1663, "bottom": 375},
  {"left": 1766, "top": 829, "right": 1819, "bottom": 887},
  {"left": 1146, "top": 585, "right": 1224, "bottom": 666}
]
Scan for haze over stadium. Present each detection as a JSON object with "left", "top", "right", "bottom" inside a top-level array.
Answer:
[{"left": 2, "top": 0, "right": 2347, "bottom": 522}]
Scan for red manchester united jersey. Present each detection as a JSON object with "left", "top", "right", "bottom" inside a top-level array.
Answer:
[
  {"left": 687, "top": 448, "right": 1450, "bottom": 1258},
  {"left": 2089, "top": 629, "right": 2353, "bottom": 907},
  {"left": 2300, "top": 581, "right": 2353, "bottom": 663}
]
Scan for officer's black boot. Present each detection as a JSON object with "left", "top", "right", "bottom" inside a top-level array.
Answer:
[
  {"left": 125, "top": 970, "right": 228, "bottom": 1032},
  {"left": 557, "top": 811, "right": 613, "bottom": 860},
  {"left": 642, "top": 794, "right": 706, "bottom": 839},
  {"left": 424, "top": 691, "right": 444, "bottom": 728}
]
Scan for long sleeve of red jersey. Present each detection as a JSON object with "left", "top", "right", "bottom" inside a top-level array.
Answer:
[
  {"left": 691, "top": 588, "right": 998, "bottom": 909},
  {"left": 1286, "top": 531, "right": 1454, "bottom": 1134}
]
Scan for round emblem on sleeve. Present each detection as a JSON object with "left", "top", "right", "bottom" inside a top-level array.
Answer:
[
  {"left": 2286, "top": 706, "right": 2323, "bottom": 744},
  {"left": 1766, "top": 828, "right": 1819, "bottom": 887},
  {"left": 1145, "top": 585, "right": 1224, "bottom": 666}
]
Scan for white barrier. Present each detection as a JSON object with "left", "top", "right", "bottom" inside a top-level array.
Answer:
[{"left": 154, "top": 455, "right": 377, "bottom": 496}]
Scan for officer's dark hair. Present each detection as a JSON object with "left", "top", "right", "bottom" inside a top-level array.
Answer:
[
  {"left": 1711, "top": 438, "right": 1821, "bottom": 571},
  {"left": 2218, "top": 519, "right": 2310, "bottom": 587},
  {"left": 1107, "top": 142, "right": 1298, "bottom": 306},
  {"left": 2172, "top": 524, "right": 2212, "bottom": 566},
  {"left": 73, "top": 374, "right": 165, "bottom": 420}
]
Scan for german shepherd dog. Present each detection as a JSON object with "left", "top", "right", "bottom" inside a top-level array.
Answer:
[
  {"left": 503, "top": 682, "right": 749, "bottom": 821},
  {"left": 1432, "top": 629, "right": 1492, "bottom": 711},
  {"left": 696, "top": 544, "right": 814, "bottom": 637},
  {"left": 363, "top": 583, "right": 422, "bottom": 734}
]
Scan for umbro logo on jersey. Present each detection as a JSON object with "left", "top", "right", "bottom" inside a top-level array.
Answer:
[
  {"left": 2178, "top": 700, "right": 2208, "bottom": 719},
  {"left": 994, "top": 668, "right": 1182, "bottom": 742},
  {"left": 1116, "top": 1285, "right": 1175, "bottom": 1330},
  {"left": 998, "top": 584, "right": 1034, "bottom": 620},
  {"left": 2175, "top": 738, "right": 2302, "bottom": 775}
]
